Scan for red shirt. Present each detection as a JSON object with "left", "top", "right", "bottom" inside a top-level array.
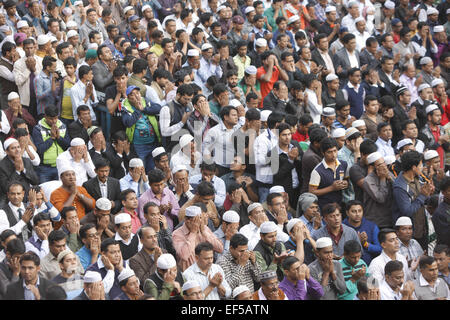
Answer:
[
  {"left": 257, "top": 65, "right": 280, "bottom": 107},
  {"left": 327, "top": 225, "right": 344, "bottom": 245},
  {"left": 430, "top": 126, "right": 444, "bottom": 169},
  {"left": 437, "top": 94, "right": 450, "bottom": 126},
  {"left": 293, "top": 130, "right": 308, "bottom": 142}
]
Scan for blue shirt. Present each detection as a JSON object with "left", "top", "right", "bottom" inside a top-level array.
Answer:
[
  {"left": 338, "top": 258, "right": 369, "bottom": 300},
  {"left": 35, "top": 71, "right": 57, "bottom": 115},
  {"left": 76, "top": 245, "right": 94, "bottom": 271},
  {"left": 342, "top": 217, "right": 382, "bottom": 265},
  {"left": 119, "top": 173, "right": 150, "bottom": 197}
]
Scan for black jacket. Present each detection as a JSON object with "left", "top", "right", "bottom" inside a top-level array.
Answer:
[
  {"left": 262, "top": 91, "right": 288, "bottom": 113},
  {"left": 273, "top": 147, "right": 302, "bottom": 209},
  {"left": 67, "top": 120, "right": 89, "bottom": 144},
  {"left": 4, "top": 277, "right": 56, "bottom": 300},
  {"left": 0, "top": 156, "right": 39, "bottom": 195},
  {"left": 82, "top": 176, "right": 122, "bottom": 214}
]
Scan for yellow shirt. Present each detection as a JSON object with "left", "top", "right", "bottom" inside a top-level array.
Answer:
[
  {"left": 149, "top": 44, "right": 163, "bottom": 57},
  {"left": 233, "top": 54, "right": 251, "bottom": 81},
  {"left": 61, "top": 78, "right": 75, "bottom": 119}
]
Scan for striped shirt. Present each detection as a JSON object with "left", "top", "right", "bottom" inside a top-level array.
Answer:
[{"left": 338, "top": 258, "right": 369, "bottom": 300}]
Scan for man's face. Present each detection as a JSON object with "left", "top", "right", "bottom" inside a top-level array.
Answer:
[
  {"left": 61, "top": 170, "right": 77, "bottom": 187},
  {"left": 123, "top": 192, "right": 138, "bottom": 210},
  {"left": 254, "top": 18, "right": 264, "bottom": 29},
  {"left": 127, "top": 89, "right": 142, "bottom": 106},
  {"left": 78, "top": 110, "right": 92, "bottom": 125},
  {"left": 95, "top": 166, "right": 110, "bottom": 182},
  {"left": 421, "top": 261, "right": 439, "bottom": 283},
  {"left": 109, "top": 27, "right": 119, "bottom": 39},
  {"left": 196, "top": 249, "right": 214, "bottom": 270},
  {"left": 420, "top": 87, "right": 433, "bottom": 100},
  {"left": 285, "top": 261, "right": 303, "bottom": 281},
  {"left": 49, "top": 21, "right": 59, "bottom": 35},
  {"left": 164, "top": 41, "right": 174, "bottom": 55},
  {"left": 141, "top": 227, "right": 158, "bottom": 250},
  {"left": 236, "top": 290, "right": 253, "bottom": 300},
  {"left": 166, "top": 21, "right": 176, "bottom": 34},
  {"left": 379, "top": 125, "right": 392, "bottom": 141},
  {"left": 123, "top": 275, "right": 140, "bottom": 295},
  {"left": 81, "top": 227, "right": 98, "bottom": 247},
  {"left": 269, "top": 196, "right": 285, "bottom": 215},
  {"left": 423, "top": 61, "right": 433, "bottom": 73},
  {"left": 383, "top": 36, "right": 394, "bottom": 50},
  {"left": 24, "top": 43, "right": 36, "bottom": 57},
  {"left": 347, "top": 204, "right": 363, "bottom": 225},
  {"left": 36, "top": 219, "right": 53, "bottom": 236},
  {"left": 60, "top": 253, "right": 78, "bottom": 274},
  {"left": 301, "top": 47, "right": 311, "bottom": 60},
  {"left": 20, "top": 260, "right": 40, "bottom": 283},
  {"left": 303, "top": 202, "right": 319, "bottom": 220},
  {"left": 184, "top": 286, "right": 204, "bottom": 300},
  {"left": 50, "top": 238, "right": 66, "bottom": 257},
  {"left": 100, "top": 46, "right": 112, "bottom": 62},
  {"left": 328, "top": 79, "right": 339, "bottom": 91},
  {"left": 87, "top": 10, "right": 97, "bottom": 23},
  {"left": 212, "top": 26, "right": 222, "bottom": 38},
  {"left": 278, "top": 36, "right": 289, "bottom": 49},
  {"left": 279, "top": 128, "right": 292, "bottom": 146},
  {"left": 396, "top": 225, "right": 413, "bottom": 243},
  {"left": 104, "top": 244, "right": 122, "bottom": 265},
  {"left": 433, "top": 252, "right": 449, "bottom": 271},
  {"left": 427, "top": 157, "right": 441, "bottom": 172},
  {"left": 227, "top": 74, "right": 238, "bottom": 88},
  {"left": 317, "top": 246, "right": 334, "bottom": 262},
  {"left": 179, "top": 94, "right": 193, "bottom": 106},
  {"left": 323, "top": 209, "right": 341, "bottom": 229},
  {"left": 399, "top": 91, "right": 411, "bottom": 106},
  {"left": 64, "top": 210, "right": 79, "bottom": 227},
  {"left": 326, "top": 11, "right": 337, "bottom": 22},
  {"left": 322, "top": 115, "right": 336, "bottom": 126},
  {"left": 249, "top": 206, "right": 267, "bottom": 226},
  {"left": 144, "top": 8, "right": 154, "bottom": 19},
  {"left": 386, "top": 269, "right": 404, "bottom": 290},
  {"left": 150, "top": 180, "right": 165, "bottom": 195},
  {"left": 323, "top": 146, "right": 338, "bottom": 163},
  {"left": 382, "top": 232, "right": 399, "bottom": 254},
  {"left": 337, "top": 105, "right": 350, "bottom": 118},
  {"left": 345, "top": 251, "right": 362, "bottom": 267},
  {"left": 434, "top": 83, "right": 446, "bottom": 96},
  {"left": 356, "top": 21, "right": 366, "bottom": 33},
  {"left": 247, "top": 97, "right": 259, "bottom": 109},
  {"left": 225, "top": 109, "right": 239, "bottom": 126},
  {"left": 345, "top": 39, "right": 357, "bottom": 52},
  {"left": 402, "top": 123, "right": 418, "bottom": 139},
  {"left": 429, "top": 110, "right": 442, "bottom": 125},
  {"left": 8, "top": 96, "right": 21, "bottom": 112},
  {"left": 156, "top": 154, "right": 170, "bottom": 171},
  {"left": 349, "top": 71, "right": 361, "bottom": 85},
  {"left": 8, "top": 185, "right": 25, "bottom": 206},
  {"left": 230, "top": 244, "right": 248, "bottom": 261},
  {"left": 365, "top": 100, "right": 379, "bottom": 115},
  {"left": 282, "top": 54, "right": 295, "bottom": 71},
  {"left": 201, "top": 169, "right": 215, "bottom": 182},
  {"left": 261, "top": 231, "right": 277, "bottom": 248}
]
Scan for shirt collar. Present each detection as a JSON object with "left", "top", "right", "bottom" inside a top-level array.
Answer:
[
  {"left": 419, "top": 273, "right": 440, "bottom": 288},
  {"left": 347, "top": 81, "right": 359, "bottom": 90},
  {"left": 115, "top": 232, "right": 135, "bottom": 245},
  {"left": 9, "top": 202, "right": 25, "bottom": 212},
  {"left": 23, "top": 277, "right": 40, "bottom": 289},
  {"left": 321, "top": 158, "right": 341, "bottom": 169},
  {"left": 97, "top": 177, "right": 108, "bottom": 186}
]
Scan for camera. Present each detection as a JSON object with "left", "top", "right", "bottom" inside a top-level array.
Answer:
[
  {"left": 54, "top": 71, "right": 63, "bottom": 80},
  {"left": 241, "top": 181, "right": 247, "bottom": 189}
]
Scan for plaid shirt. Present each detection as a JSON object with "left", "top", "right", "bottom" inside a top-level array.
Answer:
[
  {"left": 216, "top": 251, "right": 261, "bottom": 293},
  {"left": 314, "top": 3, "right": 327, "bottom": 22},
  {"left": 399, "top": 239, "right": 424, "bottom": 262}
]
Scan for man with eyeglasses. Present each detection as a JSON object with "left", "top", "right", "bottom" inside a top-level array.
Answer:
[
  {"left": 253, "top": 270, "right": 288, "bottom": 300},
  {"left": 76, "top": 223, "right": 101, "bottom": 270},
  {"left": 182, "top": 280, "right": 205, "bottom": 300}
]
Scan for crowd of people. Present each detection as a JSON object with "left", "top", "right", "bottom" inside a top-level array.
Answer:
[{"left": 0, "top": 0, "right": 448, "bottom": 301}]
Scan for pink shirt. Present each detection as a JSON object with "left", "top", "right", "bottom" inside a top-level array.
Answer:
[{"left": 122, "top": 208, "right": 142, "bottom": 234}]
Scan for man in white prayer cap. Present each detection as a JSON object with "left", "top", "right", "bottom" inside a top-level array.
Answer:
[
  {"left": 232, "top": 285, "right": 253, "bottom": 300},
  {"left": 394, "top": 216, "right": 424, "bottom": 273},
  {"left": 182, "top": 280, "right": 204, "bottom": 300},
  {"left": 308, "top": 237, "right": 347, "bottom": 300},
  {"left": 213, "top": 210, "right": 240, "bottom": 257},
  {"left": 73, "top": 270, "right": 105, "bottom": 300},
  {"left": 142, "top": 253, "right": 184, "bottom": 300},
  {"left": 119, "top": 158, "right": 150, "bottom": 198},
  {"left": 115, "top": 267, "right": 144, "bottom": 300}
]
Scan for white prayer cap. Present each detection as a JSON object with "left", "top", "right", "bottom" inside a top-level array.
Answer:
[
  {"left": 431, "top": 78, "right": 444, "bottom": 88},
  {"left": 62, "top": 7, "right": 73, "bottom": 16},
  {"left": 427, "top": 7, "right": 439, "bottom": 15},
  {"left": 355, "top": 17, "right": 365, "bottom": 24},
  {"left": 124, "top": 6, "right": 134, "bottom": 14},
  {"left": 395, "top": 216, "right": 413, "bottom": 226},
  {"left": 222, "top": 210, "right": 240, "bottom": 223},
  {"left": 179, "top": 134, "right": 194, "bottom": 148},
  {"left": 142, "top": 4, "right": 151, "bottom": 12},
  {"left": 67, "top": 30, "right": 78, "bottom": 38},
  {"left": 286, "top": 218, "right": 302, "bottom": 234},
  {"left": 70, "top": 137, "right": 85, "bottom": 147},
  {"left": 260, "top": 110, "right": 272, "bottom": 122},
  {"left": 232, "top": 285, "right": 250, "bottom": 299},
  {"left": 367, "top": 151, "right": 383, "bottom": 164},
  {"left": 247, "top": 202, "right": 262, "bottom": 214},
  {"left": 345, "top": 127, "right": 360, "bottom": 140},
  {"left": 245, "top": 65, "right": 257, "bottom": 75},
  {"left": 420, "top": 56, "right": 433, "bottom": 65},
  {"left": 384, "top": 1, "right": 395, "bottom": 9},
  {"left": 16, "top": 20, "right": 28, "bottom": 29},
  {"left": 172, "top": 164, "right": 188, "bottom": 174},
  {"left": 433, "top": 25, "right": 444, "bottom": 33},
  {"left": 117, "top": 268, "right": 135, "bottom": 283},
  {"left": 384, "top": 155, "right": 396, "bottom": 165},
  {"left": 7, "top": 92, "right": 19, "bottom": 100},
  {"left": 0, "top": 25, "right": 10, "bottom": 33},
  {"left": 129, "top": 158, "right": 144, "bottom": 168},
  {"left": 244, "top": 6, "right": 255, "bottom": 14},
  {"left": 96, "top": 197, "right": 112, "bottom": 211},
  {"left": 152, "top": 147, "right": 166, "bottom": 158},
  {"left": 58, "top": 163, "right": 75, "bottom": 176},
  {"left": 49, "top": 36, "right": 58, "bottom": 43},
  {"left": 66, "top": 20, "right": 78, "bottom": 28},
  {"left": 201, "top": 42, "right": 213, "bottom": 51},
  {"left": 229, "top": 99, "right": 242, "bottom": 108},
  {"left": 397, "top": 138, "right": 413, "bottom": 150},
  {"left": 325, "top": 73, "right": 338, "bottom": 82},
  {"left": 325, "top": 6, "right": 336, "bottom": 13},
  {"left": 3, "top": 138, "right": 18, "bottom": 150},
  {"left": 287, "top": 15, "right": 300, "bottom": 24},
  {"left": 255, "top": 38, "right": 267, "bottom": 48},
  {"left": 425, "top": 104, "right": 439, "bottom": 115},
  {"left": 352, "top": 120, "right": 366, "bottom": 128},
  {"left": 269, "top": 185, "right": 285, "bottom": 194},
  {"left": 84, "top": 271, "right": 102, "bottom": 283},
  {"left": 73, "top": 0, "right": 83, "bottom": 6},
  {"left": 37, "top": 34, "right": 50, "bottom": 46},
  {"left": 217, "top": 5, "right": 227, "bottom": 12},
  {"left": 187, "top": 49, "right": 200, "bottom": 57},
  {"left": 259, "top": 221, "right": 278, "bottom": 234},
  {"left": 331, "top": 128, "right": 346, "bottom": 138},
  {"left": 57, "top": 249, "right": 74, "bottom": 263},
  {"left": 138, "top": 42, "right": 149, "bottom": 50},
  {"left": 424, "top": 150, "right": 439, "bottom": 161},
  {"left": 185, "top": 206, "right": 201, "bottom": 217},
  {"left": 182, "top": 280, "right": 201, "bottom": 292},
  {"left": 447, "top": 8, "right": 450, "bottom": 14},
  {"left": 322, "top": 107, "right": 336, "bottom": 117},
  {"left": 316, "top": 237, "right": 333, "bottom": 249},
  {"left": 87, "top": 42, "right": 98, "bottom": 50},
  {"left": 156, "top": 253, "right": 177, "bottom": 269},
  {"left": 115, "top": 213, "right": 131, "bottom": 225},
  {"left": 417, "top": 83, "right": 431, "bottom": 92}
]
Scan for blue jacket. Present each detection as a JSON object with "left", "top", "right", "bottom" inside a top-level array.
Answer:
[
  {"left": 392, "top": 172, "right": 427, "bottom": 222},
  {"left": 342, "top": 218, "right": 382, "bottom": 265}
]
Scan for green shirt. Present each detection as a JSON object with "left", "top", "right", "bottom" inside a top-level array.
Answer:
[
  {"left": 254, "top": 242, "right": 286, "bottom": 273},
  {"left": 264, "top": 7, "right": 283, "bottom": 32},
  {"left": 338, "top": 257, "right": 369, "bottom": 300}
]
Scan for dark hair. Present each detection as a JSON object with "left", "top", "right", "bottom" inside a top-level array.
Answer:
[
  {"left": 120, "top": 188, "right": 136, "bottom": 201},
  {"left": 44, "top": 104, "right": 59, "bottom": 117},
  {"left": 200, "top": 12, "right": 213, "bottom": 25},
  {"left": 78, "top": 65, "right": 92, "bottom": 79},
  {"left": 376, "top": 122, "right": 391, "bottom": 133},
  {"left": 200, "top": 162, "right": 216, "bottom": 172},
  {"left": 213, "top": 83, "right": 228, "bottom": 97},
  {"left": 246, "top": 92, "right": 258, "bottom": 102},
  {"left": 76, "top": 105, "right": 90, "bottom": 116},
  {"left": 285, "top": 114, "right": 298, "bottom": 127},
  {"left": 399, "top": 27, "right": 410, "bottom": 38},
  {"left": 434, "top": 244, "right": 449, "bottom": 255},
  {"left": 227, "top": 181, "right": 242, "bottom": 194},
  {"left": 86, "top": 8, "right": 96, "bottom": 15},
  {"left": 282, "top": 256, "right": 300, "bottom": 270},
  {"left": 94, "top": 158, "right": 110, "bottom": 170},
  {"left": 55, "top": 42, "right": 70, "bottom": 56},
  {"left": 400, "top": 150, "right": 422, "bottom": 171},
  {"left": 196, "top": 181, "right": 215, "bottom": 196},
  {"left": 12, "top": 118, "right": 26, "bottom": 130},
  {"left": 219, "top": 106, "right": 237, "bottom": 120},
  {"left": 378, "top": 228, "right": 396, "bottom": 244},
  {"left": 384, "top": 260, "right": 404, "bottom": 276},
  {"left": 344, "top": 240, "right": 362, "bottom": 254},
  {"left": 101, "top": 238, "right": 119, "bottom": 253},
  {"left": 148, "top": 169, "right": 166, "bottom": 184},
  {"left": 161, "top": 38, "right": 173, "bottom": 49},
  {"left": 217, "top": 40, "right": 229, "bottom": 50},
  {"left": 132, "top": 58, "right": 148, "bottom": 74},
  {"left": 366, "top": 37, "right": 378, "bottom": 48},
  {"left": 322, "top": 202, "right": 340, "bottom": 217},
  {"left": 381, "top": 55, "right": 394, "bottom": 65},
  {"left": 60, "top": 206, "right": 77, "bottom": 220},
  {"left": 20, "top": 251, "right": 40, "bottom": 266},
  {"left": 419, "top": 255, "right": 435, "bottom": 270},
  {"left": 6, "top": 238, "right": 25, "bottom": 255},
  {"left": 364, "top": 95, "right": 378, "bottom": 106},
  {"left": 113, "top": 66, "right": 128, "bottom": 78},
  {"left": 88, "top": 30, "right": 100, "bottom": 41},
  {"left": 267, "top": 111, "right": 284, "bottom": 129},
  {"left": 320, "top": 137, "right": 338, "bottom": 153},
  {"left": 7, "top": 181, "right": 24, "bottom": 194},
  {"left": 281, "top": 51, "right": 294, "bottom": 62},
  {"left": 195, "top": 242, "right": 214, "bottom": 255},
  {"left": 348, "top": 67, "right": 361, "bottom": 77},
  {"left": 440, "top": 176, "right": 450, "bottom": 192},
  {"left": 192, "top": 94, "right": 206, "bottom": 106},
  {"left": 177, "top": 83, "right": 194, "bottom": 96},
  {"left": 357, "top": 276, "right": 369, "bottom": 295},
  {"left": 106, "top": 24, "right": 118, "bottom": 33},
  {"left": 346, "top": 200, "right": 363, "bottom": 212},
  {"left": 48, "top": 230, "right": 66, "bottom": 245},
  {"left": 0, "top": 229, "right": 15, "bottom": 242},
  {"left": 42, "top": 55, "right": 57, "bottom": 69},
  {"left": 299, "top": 114, "right": 314, "bottom": 126},
  {"left": 33, "top": 212, "right": 51, "bottom": 226},
  {"left": 192, "top": 27, "right": 204, "bottom": 37},
  {"left": 153, "top": 68, "right": 170, "bottom": 81},
  {"left": 309, "top": 128, "right": 328, "bottom": 144},
  {"left": 342, "top": 33, "right": 356, "bottom": 44},
  {"left": 79, "top": 223, "right": 96, "bottom": 240},
  {"left": 277, "top": 122, "right": 291, "bottom": 135},
  {"left": 267, "top": 192, "right": 283, "bottom": 206},
  {"left": 63, "top": 56, "right": 77, "bottom": 67},
  {"left": 143, "top": 201, "right": 159, "bottom": 215},
  {"left": 45, "top": 285, "right": 67, "bottom": 300},
  {"left": 180, "top": 8, "right": 192, "bottom": 20},
  {"left": 14, "top": 128, "right": 28, "bottom": 139},
  {"left": 245, "top": 108, "right": 261, "bottom": 121},
  {"left": 230, "top": 233, "right": 248, "bottom": 248}
]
